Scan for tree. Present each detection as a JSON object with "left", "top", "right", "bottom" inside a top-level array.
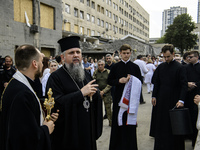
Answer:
[
  {"left": 164, "top": 13, "right": 197, "bottom": 55},
  {"left": 156, "top": 36, "right": 165, "bottom": 44}
]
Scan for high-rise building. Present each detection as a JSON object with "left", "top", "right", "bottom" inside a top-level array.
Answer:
[
  {"left": 198, "top": 0, "right": 200, "bottom": 23},
  {"left": 62, "top": 0, "right": 149, "bottom": 42},
  {"left": 161, "top": 6, "right": 187, "bottom": 37}
]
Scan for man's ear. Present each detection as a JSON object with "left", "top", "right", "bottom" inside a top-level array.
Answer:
[
  {"left": 32, "top": 60, "right": 38, "bottom": 69},
  {"left": 61, "top": 54, "right": 64, "bottom": 61}
]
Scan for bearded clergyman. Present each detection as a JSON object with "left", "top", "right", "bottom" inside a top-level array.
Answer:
[{"left": 46, "top": 36, "right": 103, "bottom": 150}]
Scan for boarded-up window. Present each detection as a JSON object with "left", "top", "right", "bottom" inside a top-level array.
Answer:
[
  {"left": 62, "top": 22, "right": 70, "bottom": 31},
  {"left": 74, "top": 25, "right": 79, "bottom": 33},
  {"left": 14, "top": 0, "right": 33, "bottom": 24},
  {"left": 40, "top": 3, "right": 54, "bottom": 30},
  {"left": 41, "top": 48, "right": 54, "bottom": 57}
]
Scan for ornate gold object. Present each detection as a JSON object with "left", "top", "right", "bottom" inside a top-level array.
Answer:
[{"left": 43, "top": 88, "right": 55, "bottom": 121}]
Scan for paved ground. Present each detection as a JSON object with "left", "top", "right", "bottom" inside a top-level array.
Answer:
[{"left": 97, "top": 85, "right": 194, "bottom": 150}]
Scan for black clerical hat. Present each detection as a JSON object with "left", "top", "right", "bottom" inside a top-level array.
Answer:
[{"left": 57, "top": 36, "right": 80, "bottom": 52}]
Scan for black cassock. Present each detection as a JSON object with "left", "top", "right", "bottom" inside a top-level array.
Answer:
[
  {"left": 46, "top": 65, "right": 103, "bottom": 150},
  {"left": 107, "top": 61, "right": 142, "bottom": 150},
  {"left": 185, "top": 63, "right": 200, "bottom": 146},
  {"left": 150, "top": 60, "right": 187, "bottom": 150},
  {"left": 0, "top": 78, "right": 50, "bottom": 150}
]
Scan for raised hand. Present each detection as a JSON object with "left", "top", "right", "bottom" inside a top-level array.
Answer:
[{"left": 81, "top": 79, "right": 98, "bottom": 97}]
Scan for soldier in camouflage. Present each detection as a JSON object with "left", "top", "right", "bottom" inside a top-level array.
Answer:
[{"left": 93, "top": 59, "right": 112, "bottom": 126}]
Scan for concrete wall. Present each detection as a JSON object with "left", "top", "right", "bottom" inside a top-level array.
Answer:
[{"left": 0, "top": 0, "right": 62, "bottom": 59}]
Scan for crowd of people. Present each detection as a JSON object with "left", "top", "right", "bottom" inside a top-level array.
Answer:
[{"left": 0, "top": 37, "right": 200, "bottom": 150}]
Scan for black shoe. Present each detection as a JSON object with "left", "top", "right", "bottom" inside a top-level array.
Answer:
[
  {"left": 103, "top": 115, "right": 107, "bottom": 119},
  {"left": 140, "top": 101, "right": 146, "bottom": 104}
]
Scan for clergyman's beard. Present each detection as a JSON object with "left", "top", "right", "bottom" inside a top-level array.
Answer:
[
  {"left": 65, "top": 62, "right": 85, "bottom": 82},
  {"left": 35, "top": 66, "right": 42, "bottom": 79}
]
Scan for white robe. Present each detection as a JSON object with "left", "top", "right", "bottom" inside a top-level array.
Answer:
[
  {"left": 118, "top": 75, "right": 141, "bottom": 126},
  {"left": 41, "top": 72, "right": 51, "bottom": 96},
  {"left": 144, "top": 63, "right": 156, "bottom": 84}
]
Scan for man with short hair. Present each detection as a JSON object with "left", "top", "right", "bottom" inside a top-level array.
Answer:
[
  {"left": 105, "top": 54, "right": 115, "bottom": 70},
  {"left": 0, "top": 45, "right": 56, "bottom": 150},
  {"left": 2, "top": 55, "right": 16, "bottom": 88},
  {"left": 108, "top": 44, "right": 142, "bottom": 150},
  {"left": 150, "top": 44, "right": 187, "bottom": 150},
  {"left": 83, "top": 57, "right": 91, "bottom": 74},
  {"left": 46, "top": 36, "right": 103, "bottom": 150},
  {"left": 181, "top": 52, "right": 189, "bottom": 65},
  {"left": 185, "top": 50, "right": 200, "bottom": 147},
  {"left": 104, "top": 53, "right": 115, "bottom": 119},
  {"left": 93, "top": 59, "right": 112, "bottom": 126}
]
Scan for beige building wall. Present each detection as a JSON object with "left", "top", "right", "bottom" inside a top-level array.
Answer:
[
  {"left": 62, "top": 0, "right": 149, "bottom": 42},
  {"left": 193, "top": 23, "right": 200, "bottom": 51}
]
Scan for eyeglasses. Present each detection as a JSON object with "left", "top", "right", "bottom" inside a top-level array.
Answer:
[{"left": 98, "top": 64, "right": 104, "bottom": 66}]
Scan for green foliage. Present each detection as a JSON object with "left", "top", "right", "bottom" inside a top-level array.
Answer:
[
  {"left": 164, "top": 13, "right": 197, "bottom": 55},
  {"left": 156, "top": 36, "right": 165, "bottom": 43}
]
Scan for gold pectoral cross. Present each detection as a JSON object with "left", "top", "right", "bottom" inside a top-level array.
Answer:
[{"left": 43, "top": 88, "right": 55, "bottom": 121}]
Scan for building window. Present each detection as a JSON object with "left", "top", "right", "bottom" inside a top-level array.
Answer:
[
  {"left": 106, "top": 22, "right": 108, "bottom": 29},
  {"left": 109, "top": 23, "right": 112, "bottom": 30},
  {"left": 87, "top": 29, "right": 91, "bottom": 36},
  {"left": 80, "top": 11, "right": 84, "bottom": 19},
  {"left": 115, "top": 26, "right": 118, "bottom": 33},
  {"left": 65, "top": 4, "right": 70, "bottom": 14},
  {"left": 109, "top": 12, "right": 111, "bottom": 18},
  {"left": 101, "top": 7, "right": 104, "bottom": 14},
  {"left": 101, "top": 20, "right": 104, "bottom": 27},
  {"left": 109, "top": 0, "right": 111, "bottom": 6},
  {"left": 40, "top": 3, "right": 54, "bottom": 30},
  {"left": 91, "top": 1, "right": 95, "bottom": 9},
  {"left": 74, "top": 8, "right": 78, "bottom": 17},
  {"left": 74, "top": 24, "right": 79, "bottom": 33},
  {"left": 97, "top": 18, "right": 100, "bottom": 25},
  {"left": 80, "top": 26, "right": 84, "bottom": 34},
  {"left": 87, "top": 13, "right": 90, "bottom": 21},
  {"left": 87, "top": 0, "right": 90, "bottom": 6},
  {"left": 91, "top": 16, "right": 95, "bottom": 23},
  {"left": 97, "top": 32, "right": 100, "bottom": 36},
  {"left": 106, "top": 10, "right": 108, "bottom": 16},
  {"left": 80, "top": 0, "right": 84, "bottom": 3},
  {"left": 194, "top": 46, "right": 199, "bottom": 50},
  {"left": 97, "top": 5, "right": 100, "bottom": 12},
  {"left": 116, "top": 4, "right": 118, "bottom": 10},
  {"left": 91, "top": 30, "right": 95, "bottom": 36},
  {"left": 14, "top": 0, "right": 33, "bottom": 24}
]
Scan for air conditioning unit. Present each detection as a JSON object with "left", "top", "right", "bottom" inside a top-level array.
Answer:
[
  {"left": 121, "top": 24, "right": 124, "bottom": 27},
  {"left": 64, "top": 19, "right": 68, "bottom": 23},
  {"left": 30, "top": 24, "right": 39, "bottom": 33},
  {"left": 106, "top": 28, "right": 109, "bottom": 31},
  {"left": 115, "top": 20, "right": 117, "bottom": 23}
]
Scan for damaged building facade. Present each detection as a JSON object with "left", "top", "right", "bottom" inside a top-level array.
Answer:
[
  {"left": 0, "top": 0, "right": 62, "bottom": 58},
  {"left": 0, "top": 0, "right": 160, "bottom": 61}
]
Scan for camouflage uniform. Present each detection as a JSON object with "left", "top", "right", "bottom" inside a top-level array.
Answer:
[{"left": 93, "top": 68, "right": 112, "bottom": 126}]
